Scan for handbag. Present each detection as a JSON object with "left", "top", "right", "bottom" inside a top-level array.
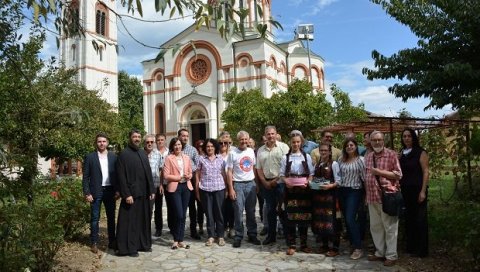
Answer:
[{"left": 373, "top": 157, "right": 403, "bottom": 216}]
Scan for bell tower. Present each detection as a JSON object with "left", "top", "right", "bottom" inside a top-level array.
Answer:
[{"left": 60, "top": 0, "right": 118, "bottom": 107}]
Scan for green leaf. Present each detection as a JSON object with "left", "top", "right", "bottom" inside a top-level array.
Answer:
[
  {"left": 48, "top": 0, "right": 56, "bottom": 13},
  {"left": 154, "top": 49, "right": 167, "bottom": 63},
  {"left": 33, "top": 2, "right": 39, "bottom": 21},
  {"left": 169, "top": 6, "right": 177, "bottom": 18},
  {"left": 136, "top": 0, "right": 143, "bottom": 17}
]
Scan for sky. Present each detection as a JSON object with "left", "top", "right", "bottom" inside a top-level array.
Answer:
[{"left": 38, "top": 0, "right": 454, "bottom": 118}]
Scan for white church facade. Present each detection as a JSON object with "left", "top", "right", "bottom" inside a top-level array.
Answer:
[
  {"left": 141, "top": 1, "right": 325, "bottom": 144},
  {"left": 58, "top": 0, "right": 325, "bottom": 148}
]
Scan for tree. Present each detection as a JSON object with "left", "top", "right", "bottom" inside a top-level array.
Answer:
[
  {"left": 118, "top": 71, "right": 144, "bottom": 131},
  {"left": 330, "top": 83, "right": 366, "bottom": 124},
  {"left": 363, "top": 0, "right": 480, "bottom": 112},
  {"left": 221, "top": 79, "right": 366, "bottom": 142},
  {"left": 27, "top": 0, "right": 281, "bottom": 56}
]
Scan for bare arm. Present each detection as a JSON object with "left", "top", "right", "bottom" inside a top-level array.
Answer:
[{"left": 419, "top": 151, "right": 429, "bottom": 202}]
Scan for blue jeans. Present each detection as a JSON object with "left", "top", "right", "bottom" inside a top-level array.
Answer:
[
  {"left": 263, "top": 182, "right": 285, "bottom": 239},
  {"left": 233, "top": 180, "right": 257, "bottom": 240},
  {"left": 339, "top": 187, "right": 363, "bottom": 249},
  {"left": 90, "top": 187, "right": 116, "bottom": 245},
  {"left": 170, "top": 183, "right": 191, "bottom": 242}
]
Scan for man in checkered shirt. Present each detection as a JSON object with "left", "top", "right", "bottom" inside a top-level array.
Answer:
[{"left": 364, "top": 131, "right": 402, "bottom": 267}]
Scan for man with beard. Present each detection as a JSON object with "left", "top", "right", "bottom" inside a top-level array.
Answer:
[
  {"left": 364, "top": 131, "right": 402, "bottom": 266},
  {"left": 115, "top": 129, "right": 155, "bottom": 257}
]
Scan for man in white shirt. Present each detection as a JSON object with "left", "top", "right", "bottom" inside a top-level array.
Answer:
[{"left": 227, "top": 131, "right": 261, "bottom": 248}]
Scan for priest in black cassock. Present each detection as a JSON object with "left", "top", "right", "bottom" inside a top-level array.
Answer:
[{"left": 115, "top": 129, "right": 155, "bottom": 257}]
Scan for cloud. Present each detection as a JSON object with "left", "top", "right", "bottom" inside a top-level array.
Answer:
[{"left": 308, "top": 0, "right": 339, "bottom": 16}]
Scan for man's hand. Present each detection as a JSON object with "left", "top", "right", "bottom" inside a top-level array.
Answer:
[
  {"left": 126, "top": 196, "right": 134, "bottom": 204},
  {"left": 229, "top": 188, "right": 237, "bottom": 200},
  {"left": 85, "top": 194, "right": 93, "bottom": 203},
  {"left": 149, "top": 194, "right": 155, "bottom": 200},
  {"left": 115, "top": 192, "right": 120, "bottom": 200}
]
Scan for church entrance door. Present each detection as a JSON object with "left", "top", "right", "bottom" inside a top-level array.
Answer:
[{"left": 191, "top": 123, "right": 207, "bottom": 144}]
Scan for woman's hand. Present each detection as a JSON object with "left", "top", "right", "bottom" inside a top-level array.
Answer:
[
  {"left": 195, "top": 189, "right": 201, "bottom": 202},
  {"left": 418, "top": 190, "right": 426, "bottom": 203}
]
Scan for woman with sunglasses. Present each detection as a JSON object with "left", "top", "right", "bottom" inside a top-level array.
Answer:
[{"left": 219, "top": 131, "right": 235, "bottom": 238}]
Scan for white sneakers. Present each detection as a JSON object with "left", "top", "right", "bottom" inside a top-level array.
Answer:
[{"left": 350, "top": 249, "right": 363, "bottom": 260}]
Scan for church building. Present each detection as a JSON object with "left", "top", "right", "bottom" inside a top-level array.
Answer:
[
  {"left": 141, "top": 0, "right": 325, "bottom": 144},
  {"left": 60, "top": 0, "right": 119, "bottom": 107}
]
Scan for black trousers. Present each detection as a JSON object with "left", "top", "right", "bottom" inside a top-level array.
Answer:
[
  {"left": 401, "top": 185, "right": 429, "bottom": 257},
  {"left": 153, "top": 186, "right": 163, "bottom": 232},
  {"left": 189, "top": 174, "right": 204, "bottom": 232}
]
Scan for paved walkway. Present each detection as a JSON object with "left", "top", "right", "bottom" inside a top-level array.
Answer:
[{"left": 101, "top": 203, "right": 405, "bottom": 272}]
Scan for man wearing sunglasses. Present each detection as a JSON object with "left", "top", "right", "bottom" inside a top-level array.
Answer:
[{"left": 144, "top": 135, "right": 163, "bottom": 237}]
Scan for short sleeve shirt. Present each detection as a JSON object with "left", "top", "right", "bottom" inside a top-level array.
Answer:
[
  {"left": 227, "top": 147, "right": 256, "bottom": 181},
  {"left": 255, "top": 141, "right": 289, "bottom": 179}
]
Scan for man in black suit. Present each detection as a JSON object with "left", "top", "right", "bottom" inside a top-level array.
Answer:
[{"left": 82, "top": 133, "right": 118, "bottom": 254}]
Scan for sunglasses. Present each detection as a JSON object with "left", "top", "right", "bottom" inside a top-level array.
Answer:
[{"left": 220, "top": 142, "right": 232, "bottom": 145}]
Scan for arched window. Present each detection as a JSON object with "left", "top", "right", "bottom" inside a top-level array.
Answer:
[
  {"left": 71, "top": 44, "right": 76, "bottom": 61},
  {"left": 155, "top": 104, "right": 165, "bottom": 134},
  {"left": 95, "top": 4, "right": 108, "bottom": 36},
  {"left": 98, "top": 46, "right": 104, "bottom": 61}
]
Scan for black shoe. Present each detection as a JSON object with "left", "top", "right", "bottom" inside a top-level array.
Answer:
[
  {"left": 198, "top": 225, "right": 204, "bottom": 236},
  {"left": 262, "top": 237, "right": 276, "bottom": 245},
  {"left": 155, "top": 230, "right": 162, "bottom": 237},
  {"left": 108, "top": 242, "right": 117, "bottom": 250},
  {"left": 129, "top": 252, "right": 139, "bottom": 257},
  {"left": 140, "top": 248, "right": 152, "bottom": 252},
  {"left": 233, "top": 239, "right": 242, "bottom": 248},
  {"left": 248, "top": 236, "right": 261, "bottom": 245},
  {"left": 260, "top": 228, "right": 268, "bottom": 236},
  {"left": 191, "top": 232, "right": 201, "bottom": 240}
]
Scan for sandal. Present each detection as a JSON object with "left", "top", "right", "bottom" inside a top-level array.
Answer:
[
  {"left": 205, "top": 237, "right": 214, "bottom": 246},
  {"left": 178, "top": 242, "right": 190, "bottom": 249},
  {"left": 286, "top": 247, "right": 296, "bottom": 255},
  {"left": 300, "top": 246, "right": 313, "bottom": 253},
  {"left": 171, "top": 242, "right": 178, "bottom": 250}
]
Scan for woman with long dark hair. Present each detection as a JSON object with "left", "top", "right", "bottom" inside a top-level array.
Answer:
[
  {"left": 399, "top": 128, "right": 429, "bottom": 257},
  {"left": 338, "top": 138, "right": 365, "bottom": 260}
]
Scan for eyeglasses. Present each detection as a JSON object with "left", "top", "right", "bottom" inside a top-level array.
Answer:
[
  {"left": 220, "top": 142, "right": 232, "bottom": 145},
  {"left": 371, "top": 139, "right": 384, "bottom": 143},
  {"left": 324, "top": 135, "right": 333, "bottom": 139},
  {"left": 145, "top": 141, "right": 154, "bottom": 144}
]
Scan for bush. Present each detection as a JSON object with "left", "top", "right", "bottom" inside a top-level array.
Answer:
[
  {"left": 429, "top": 176, "right": 480, "bottom": 269},
  {"left": 0, "top": 177, "right": 89, "bottom": 271}
]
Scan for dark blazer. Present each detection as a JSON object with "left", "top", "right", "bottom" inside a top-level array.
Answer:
[{"left": 82, "top": 151, "right": 118, "bottom": 198}]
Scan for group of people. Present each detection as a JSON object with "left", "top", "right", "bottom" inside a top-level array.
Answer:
[{"left": 82, "top": 126, "right": 429, "bottom": 266}]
